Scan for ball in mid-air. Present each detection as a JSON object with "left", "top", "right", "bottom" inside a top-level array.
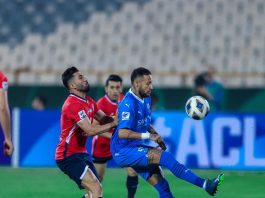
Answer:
[{"left": 185, "top": 96, "right": 210, "bottom": 120}]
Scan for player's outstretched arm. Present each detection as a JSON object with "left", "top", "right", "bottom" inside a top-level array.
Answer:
[
  {"left": 119, "top": 128, "right": 161, "bottom": 142},
  {"left": 94, "top": 109, "right": 115, "bottom": 124},
  {"left": 98, "top": 132, "right": 112, "bottom": 139},
  {"left": 92, "top": 110, "right": 115, "bottom": 138},
  {"left": 78, "top": 114, "right": 117, "bottom": 136},
  {"left": 119, "top": 129, "right": 143, "bottom": 139},
  {"left": 147, "top": 126, "right": 167, "bottom": 150}
]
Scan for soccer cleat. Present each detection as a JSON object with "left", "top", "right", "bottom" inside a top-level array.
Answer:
[{"left": 205, "top": 174, "right": 224, "bottom": 196}]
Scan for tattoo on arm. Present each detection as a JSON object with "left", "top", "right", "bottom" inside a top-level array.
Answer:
[
  {"left": 148, "top": 126, "right": 167, "bottom": 150},
  {"left": 148, "top": 126, "right": 157, "bottom": 134}
]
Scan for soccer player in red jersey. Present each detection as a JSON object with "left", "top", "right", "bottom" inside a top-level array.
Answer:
[
  {"left": 0, "top": 71, "right": 13, "bottom": 156},
  {"left": 91, "top": 74, "right": 139, "bottom": 198},
  {"left": 55, "top": 67, "right": 117, "bottom": 198},
  {"left": 92, "top": 74, "right": 123, "bottom": 180}
]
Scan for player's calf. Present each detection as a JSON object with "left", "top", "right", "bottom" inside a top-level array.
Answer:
[
  {"left": 154, "top": 178, "right": 174, "bottom": 198},
  {"left": 81, "top": 169, "right": 103, "bottom": 198},
  {"left": 127, "top": 175, "right": 138, "bottom": 198}
]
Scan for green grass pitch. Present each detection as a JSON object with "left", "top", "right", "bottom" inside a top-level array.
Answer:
[{"left": 0, "top": 167, "right": 264, "bottom": 198}]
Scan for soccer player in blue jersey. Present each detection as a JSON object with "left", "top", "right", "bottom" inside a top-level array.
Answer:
[{"left": 111, "top": 67, "right": 224, "bottom": 197}]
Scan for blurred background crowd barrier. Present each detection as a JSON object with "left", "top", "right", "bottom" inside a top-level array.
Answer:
[{"left": 1, "top": 109, "right": 265, "bottom": 171}]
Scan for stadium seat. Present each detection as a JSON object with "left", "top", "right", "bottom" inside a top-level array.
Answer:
[{"left": 0, "top": 0, "right": 265, "bottom": 87}]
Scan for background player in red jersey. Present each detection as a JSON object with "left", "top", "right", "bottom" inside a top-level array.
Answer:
[
  {"left": 92, "top": 74, "right": 123, "bottom": 180},
  {"left": 91, "top": 74, "right": 139, "bottom": 198},
  {"left": 55, "top": 67, "right": 117, "bottom": 198},
  {"left": 0, "top": 71, "right": 13, "bottom": 156}
]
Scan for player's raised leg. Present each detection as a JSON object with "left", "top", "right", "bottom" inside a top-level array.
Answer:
[
  {"left": 147, "top": 148, "right": 224, "bottom": 196},
  {"left": 81, "top": 168, "right": 102, "bottom": 198},
  {"left": 126, "top": 167, "right": 138, "bottom": 198}
]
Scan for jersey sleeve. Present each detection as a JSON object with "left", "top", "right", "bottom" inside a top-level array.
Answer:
[
  {"left": 97, "top": 98, "right": 105, "bottom": 112},
  {"left": 118, "top": 102, "right": 135, "bottom": 130},
  {"left": 0, "top": 73, "right": 8, "bottom": 90},
  {"left": 67, "top": 102, "right": 88, "bottom": 124}
]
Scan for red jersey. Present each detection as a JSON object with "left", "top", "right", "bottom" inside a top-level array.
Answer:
[
  {"left": 92, "top": 94, "right": 124, "bottom": 158},
  {"left": 0, "top": 71, "right": 8, "bottom": 90},
  {"left": 55, "top": 93, "right": 99, "bottom": 160}
]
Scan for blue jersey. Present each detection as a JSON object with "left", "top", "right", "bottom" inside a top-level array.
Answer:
[{"left": 111, "top": 89, "right": 152, "bottom": 153}]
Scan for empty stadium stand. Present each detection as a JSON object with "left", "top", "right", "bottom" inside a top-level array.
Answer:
[{"left": 0, "top": 0, "right": 264, "bottom": 87}]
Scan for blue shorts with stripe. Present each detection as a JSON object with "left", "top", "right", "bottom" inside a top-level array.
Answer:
[{"left": 112, "top": 146, "right": 162, "bottom": 180}]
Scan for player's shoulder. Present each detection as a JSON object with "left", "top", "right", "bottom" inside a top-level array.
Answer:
[
  {"left": 0, "top": 71, "right": 8, "bottom": 82},
  {"left": 119, "top": 93, "right": 135, "bottom": 109},
  {"left": 97, "top": 95, "right": 107, "bottom": 105},
  {"left": 86, "top": 95, "right": 96, "bottom": 103},
  {"left": 120, "top": 92, "right": 132, "bottom": 103},
  {"left": 62, "top": 96, "right": 75, "bottom": 109},
  {"left": 62, "top": 95, "right": 83, "bottom": 110}
]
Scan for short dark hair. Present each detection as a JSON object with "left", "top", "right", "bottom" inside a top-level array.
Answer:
[
  {"left": 131, "top": 67, "right": 151, "bottom": 83},
  {"left": 62, "top": 66, "right": 79, "bottom": 89},
  {"left": 105, "top": 74, "right": 123, "bottom": 86}
]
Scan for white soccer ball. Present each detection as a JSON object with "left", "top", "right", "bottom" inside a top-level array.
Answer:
[{"left": 185, "top": 96, "right": 210, "bottom": 120}]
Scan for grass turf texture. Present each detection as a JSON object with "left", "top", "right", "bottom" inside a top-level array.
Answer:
[{"left": 0, "top": 167, "right": 264, "bottom": 198}]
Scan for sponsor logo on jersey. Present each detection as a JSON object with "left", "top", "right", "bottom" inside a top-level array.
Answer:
[
  {"left": 78, "top": 110, "right": 87, "bottom": 120},
  {"left": 122, "top": 112, "right": 130, "bottom": 120},
  {"left": 2, "top": 81, "right": 8, "bottom": 90},
  {"left": 137, "top": 115, "right": 151, "bottom": 126}
]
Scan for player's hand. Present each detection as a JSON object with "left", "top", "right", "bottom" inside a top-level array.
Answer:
[
  {"left": 99, "top": 116, "right": 113, "bottom": 125},
  {"left": 3, "top": 139, "right": 13, "bottom": 156},
  {"left": 147, "top": 126, "right": 167, "bottom": 150},
  {"left": 157, "top": 141, "right": 167, "bottom": 150},
  {"left": 150, "top": 134, "right": 161, "bottom": 142},
  {"left": 156, "top": 137, "right": 167, "bottom": 150}
]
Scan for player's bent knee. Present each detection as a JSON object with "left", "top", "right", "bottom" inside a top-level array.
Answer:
[
  {"left": 93, "top": 182, "right": 102, "bottom": 195},
  {"left": 127, "top": 167, "right": 137, "bottom": 177},
  {"left": 82, "top": 179, "right": 102, "bottom": 196},
  {"left": 147, "top": 148, "right": 162, "bottom": 164},
  {"left": 82, "top": 177, "right": 101, "bottom": 188}
]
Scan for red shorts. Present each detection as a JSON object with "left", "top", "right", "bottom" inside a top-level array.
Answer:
[{"left": 92, "top": 135, "right": 112, "bottom": 159}]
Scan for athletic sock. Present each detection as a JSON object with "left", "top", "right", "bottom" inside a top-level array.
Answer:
[
  {"left": 159, "top": 151, "right": 205, "bottom": 188},
  {"left": 126, "top": 175, "right": 138, "bottom": 198},
  {"left": 154, "top": 178, "right": 174, "bottom": 198}
]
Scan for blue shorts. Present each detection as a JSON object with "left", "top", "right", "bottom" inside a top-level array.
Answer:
[
  {"left": 112, "top": 146, "right": 149, "bottom": 167},
  {"left": 56, "top": 153, "right": 99, "bottom": 189},
  {"left": 112, "top": 146, "right": 162, "bottom": 180}
]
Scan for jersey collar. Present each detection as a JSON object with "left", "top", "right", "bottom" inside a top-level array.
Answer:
[
  {"left": 70, "top": 93, "right": 87, "bottom": 102},
  {"left": 104, "top": 94, "right": 118, "bottom": 105},
  {"left": 129, "top": 88, "right": 144, "bottom": 103}
]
